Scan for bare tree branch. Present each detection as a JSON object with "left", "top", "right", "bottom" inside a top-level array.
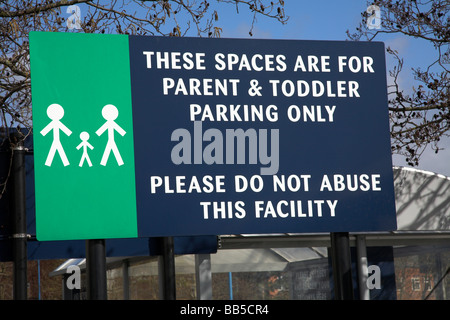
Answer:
[{"left": 348, "top": 0, "right": 450, "bottom": 167}]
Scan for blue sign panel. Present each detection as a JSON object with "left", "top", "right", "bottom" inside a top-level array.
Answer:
[{"left": 128, "top": 36, "right": 397, "bottom": 236}]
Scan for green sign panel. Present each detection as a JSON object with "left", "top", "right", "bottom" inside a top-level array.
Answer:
[{"left": 30, "top": 32, "right": 138, "bottom": 240}]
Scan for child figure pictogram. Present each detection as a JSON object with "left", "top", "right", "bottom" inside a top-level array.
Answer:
[
  {"left": 96, "top": 104, "right": 126, "bottom": 166},
  {"left": 76, "top": 131, "right": 94, "bottom": 167},
  {"left": 40, "top": 103, "right": 72, "bottom": 166}
]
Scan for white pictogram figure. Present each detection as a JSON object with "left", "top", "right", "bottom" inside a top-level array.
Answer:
[
  {"left": 40, "top": 103, "right": 72, "bottom": 167},
  {"left": 76, "top": 132, "right": 94, "bottom": 167},
  {"left": 96, "top": 104, "right": 126, "bottom": 166}
]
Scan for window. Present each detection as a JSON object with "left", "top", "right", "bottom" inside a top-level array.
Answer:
[
  {"left": 424, "top": 278, "right": 433, "bottom": 291},
  {"left": 411, "top": 277, "right": 421, "bottom": 291}
]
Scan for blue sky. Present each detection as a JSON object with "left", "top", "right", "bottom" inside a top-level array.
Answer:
[{"left": 211, "top": 0, "right": 450, "bottom": 176}]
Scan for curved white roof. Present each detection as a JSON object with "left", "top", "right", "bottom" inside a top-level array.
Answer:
[{"left": 394, "top": 166, "right": 450, "bottom": 231}]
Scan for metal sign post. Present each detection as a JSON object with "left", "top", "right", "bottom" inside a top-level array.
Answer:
[
  {"left": 86, "top": 239, "right": 107, "bottom": 300},
  {"left": 330, "top": 232, "right": 354, "bottom": 300},
  {"left": 11, "top": 135, "right": 27, "bottom": 300},
  {"left": 160, "top": 237, "right": 176, "bottom": 300}
]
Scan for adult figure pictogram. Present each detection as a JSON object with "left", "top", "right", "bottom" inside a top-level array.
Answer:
[
  {"left": 96, "top": 104, "right": 126, "bottom": 166},
  {"left": 40, "top": 103, "right": 72, "bottom": 166}
]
